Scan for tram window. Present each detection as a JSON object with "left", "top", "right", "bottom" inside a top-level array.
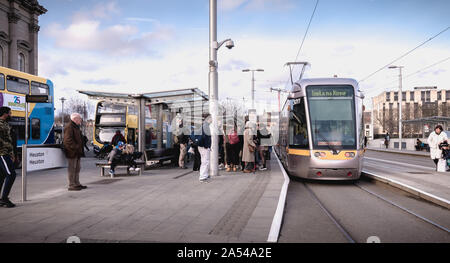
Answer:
[
  {"left": 0, "top": 74, "right": 4, "bottom": 90},
  {"left": 307, "top": 85, "right": 356, "bottom": 149},
  {"left": 6, "top": 76, "right": 29, "bottom": 94},
  {"left": 31, "top": 82, "right": 49, "bottom": 95},
  {"left": 31, "top": 118, "right": 40, "bottom": 139},
  {"left": 289, "top": 98, "right": 309, "bottom": 149}
]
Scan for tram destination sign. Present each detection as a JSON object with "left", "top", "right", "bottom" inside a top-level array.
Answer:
[{"left": 308, "top": 86, "right": 353, "bottom": 98}]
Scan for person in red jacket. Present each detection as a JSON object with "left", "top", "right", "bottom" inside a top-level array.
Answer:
[{"left": 111, "top": 130, "right": 126, "bottom": 146}]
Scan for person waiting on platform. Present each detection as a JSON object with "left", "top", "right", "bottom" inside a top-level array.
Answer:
[
  {"left": 243, "top": 121, "right": 257, "bottom": 173},
  {"left": 257, "top": 123, "right": 271, "bottom": 171},
  {"left": 122, "top": 144, "right": 142, "bottom": 172},
  {"left": 177, "top": 121, "right": 189, "bottom": 169},
  {"left": 107, "top": 141, "right": 125, "bottom": 176},
  {"left": 427, "top": 125, "right": 448, "bottom": 171},
  {"left": 384, "top": 132, "right": 390, "bottom": 149},
  {"left": 198, "top": 115, "right": 212, "bottom": 182},
  {"left": 111, "top": 130, "right": 126, "bottom": 146},
  {"left": 416, "top": 139, "right": 425, "bottom": 151}
]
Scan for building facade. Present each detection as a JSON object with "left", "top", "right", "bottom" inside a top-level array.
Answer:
[
  {"left": 372, "top": 87, "right": 450, "bottom": 138},
  {"left": 0, "top": 0, "right": 46, "bottom": 75}
]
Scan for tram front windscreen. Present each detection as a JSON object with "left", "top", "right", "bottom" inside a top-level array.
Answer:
[{"left": 306, "top": 85, "right": 356, "bottom": 150}]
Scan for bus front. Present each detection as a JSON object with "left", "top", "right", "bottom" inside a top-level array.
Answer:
[{"left": 93, "top": 102, "right": 127, "bottom": 153}]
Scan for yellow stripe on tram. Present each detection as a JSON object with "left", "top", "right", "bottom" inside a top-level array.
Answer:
[{"left": 288, "top": 149, "right": 311, "bottom": 156}]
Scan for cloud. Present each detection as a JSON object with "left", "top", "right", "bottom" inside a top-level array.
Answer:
[
  {"left": 219, "top": 0, "right": 247, "bottom": 11},
  {"left": 126, "top": 17, "right": 159, "bottom": 23},
  {"left": 219, "top": 0, "right": 295, "bottom": 11},
  {"left": 72, "top": 1, "right": 120, "bottom": 22},
  {"left": 39, "top": 52, "right": 101, "bottom": 77},
  {"left": 82, "top": 78, "right": 120, "bottom": 85},
  {"left": 245, "top": 0, "right": 295, "bottom": 10},
  {"left": 44, "top": 3, "right": 174, "bottom": 56},
  {"left": 221, "top": 59, "right": 251, "bottom": 71}
]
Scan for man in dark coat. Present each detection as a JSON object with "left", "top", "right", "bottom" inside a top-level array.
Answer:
[{"left": 63, "top": 113, "right": 86, "bottom": 191}]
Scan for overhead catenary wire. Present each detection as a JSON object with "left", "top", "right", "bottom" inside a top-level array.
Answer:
[
  {"left": 375, "top": 55, "right": 450, "bottom": 91},
  {"left": 359, "top": 26, "right": 450, "bottom": 84},
  {"left": 284, "top": 0, "right": 319, "bottom": 89}
]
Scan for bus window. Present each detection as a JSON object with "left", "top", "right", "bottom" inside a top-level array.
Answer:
[
  {"left": 31, "top": 82, "right": 49, "bottom": 95},
  {"left": 6, "top": 76, "right": 29, "bottom": 94},
  {"left": 128, "top": 105, "right": 138, "bottom": 115},
  {"left": 97, "top": 102, "right": 126, "bottom": 114},
  {"left": 31, "top": 118, "right": 40, "bottom": 139},
  {"left": 0, "top": 74, "right": 4, "bottom": 90}
]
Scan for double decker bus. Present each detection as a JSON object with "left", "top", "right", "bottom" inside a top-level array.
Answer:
[
  {"left": 0, "top": 66, "right": 55, "bottom": 158},
  {"left": 92, "top": 101, "right": 138, "bottom": 153}
]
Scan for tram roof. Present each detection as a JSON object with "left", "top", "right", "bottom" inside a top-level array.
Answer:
[{"left": 291, "top": 78, "right": 359, "bottom": 93}]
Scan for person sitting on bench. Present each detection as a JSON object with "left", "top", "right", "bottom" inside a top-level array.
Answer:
[
  {"left": 107, "top": 141, "right": 125, "bottom": 176},
  {"left": 122, "top": 144, "right": 142, "bottom": 172}
]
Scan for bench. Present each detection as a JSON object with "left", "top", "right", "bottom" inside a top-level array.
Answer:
[
  {"left": 96, "top": 160, "right": 146, "bottom": 178},
  {"left": 415, "top": 143, "right": 430, "bottom": 152},
  {"left": 144, "top": 149, "right": 174, "bottom": 167},
  {"left": 146, "top": 155, "right": 174, "bottom": 167}
]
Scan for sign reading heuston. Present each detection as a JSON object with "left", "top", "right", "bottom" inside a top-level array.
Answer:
[
  {"left": 1, "top": 93, "right": 26, "bottom": 111},
  {"left": 27, "top": 147, "right": 67, "bottom": 172}
]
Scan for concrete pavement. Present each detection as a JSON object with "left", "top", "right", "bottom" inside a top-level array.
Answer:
[
  {"left": 0, "top": 153, "right": 285, "bottom": 243},
  {"left": 363, "top": 149, "right": 450, "bottom": 209}
]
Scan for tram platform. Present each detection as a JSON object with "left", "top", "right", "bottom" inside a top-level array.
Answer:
[
  {"left": 366, "top": 147, "right": 430, "bottom": 157},
  {"left": 0, "top": 153, "right": 285, "bottom": 243},
  {"left": 364, "top": 149, "right": 450, "bottom": 209}
]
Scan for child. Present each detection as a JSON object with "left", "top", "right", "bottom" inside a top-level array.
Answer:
[
  {"left": 107, "top": 141, "right": 125, "bottom": 176},
  {"left": 122, "top": 144, "right": 142, "bottom": 172}
]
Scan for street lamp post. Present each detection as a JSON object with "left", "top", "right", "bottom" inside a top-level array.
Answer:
[
  {"left": 209, "top": 0, "right": 234, "bottom": 177},
  {"left": 60, "top": 97, "right": 66, "bottom": 141},
  {"left": 388, "top": 65, "right": 404, "bottom": 150},
  {"left": 242, "top": 69, "right": 264, "bottom": 109}
]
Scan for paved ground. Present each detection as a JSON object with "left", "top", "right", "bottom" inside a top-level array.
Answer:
[
  {"left": 0, "top": 154, "right": 284, "bottom": 243},
  {"left": 363, "top": 150, "right": 450, "bottom": 203}
]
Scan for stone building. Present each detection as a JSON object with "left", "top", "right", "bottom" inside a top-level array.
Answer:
[
  {"left": 0, "top": 0, "right": 46, "bottom": 75},
  {"left": 372, "top": 86, "right": 450, "bottom": 138}
]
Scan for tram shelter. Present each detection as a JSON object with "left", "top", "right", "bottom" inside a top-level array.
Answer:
[
  {"left": 79, "top": 88, "right": 209, "bottom": 166},
  {"left": 403, "top": 116, "right": 450, "bottom": 138}
]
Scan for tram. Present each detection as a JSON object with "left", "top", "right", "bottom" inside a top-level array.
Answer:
[{"left": 277, "top": 78, "right": 365, "bottom": 180}]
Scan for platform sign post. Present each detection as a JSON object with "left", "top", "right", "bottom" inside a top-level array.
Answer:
[{"left": 22, "top": 95, "right": 49, "bottom": 202}]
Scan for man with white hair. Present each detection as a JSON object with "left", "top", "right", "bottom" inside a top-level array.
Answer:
[{"left": 63, "top": 112, "right": 86, "bottom": 191}]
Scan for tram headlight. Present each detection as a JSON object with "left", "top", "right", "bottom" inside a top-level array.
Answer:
[
  {"left": 345, "top": 152, "right": 355, "bottom": 158},
  {"left": 314, "top": 152, "right": 327, "bottom": 158}
]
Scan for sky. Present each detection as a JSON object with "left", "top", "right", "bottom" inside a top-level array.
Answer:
[{"left": 37, "top": 0, "right": 450, "bottom": 113}]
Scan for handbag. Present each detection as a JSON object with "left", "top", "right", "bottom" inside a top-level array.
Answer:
[
  {"left": 437, "top": 159, "right": 447, "bottom": 172},
  {"left": 248, "top": 144, "right": 255, "bottom": 153}
]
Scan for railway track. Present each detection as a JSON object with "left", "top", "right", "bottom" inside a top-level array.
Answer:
[{"left": 279, "top": 178, "right": 450, "bottom": 243}]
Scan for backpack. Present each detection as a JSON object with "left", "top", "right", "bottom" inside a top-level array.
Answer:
[{"left": 228, "top": 131, "right": 239, "bottom": 145}]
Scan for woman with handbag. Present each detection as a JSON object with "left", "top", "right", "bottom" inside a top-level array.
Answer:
[
  {"left": 427, "top": 125, "right": 448, "bottom": 172},
  {"left": 243, "top": 121, "right": 257, "bottom": 173}
]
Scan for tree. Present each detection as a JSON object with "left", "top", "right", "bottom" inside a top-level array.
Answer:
[{"left": 55, "top": 97, "right": 96, "bottom": 139}]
